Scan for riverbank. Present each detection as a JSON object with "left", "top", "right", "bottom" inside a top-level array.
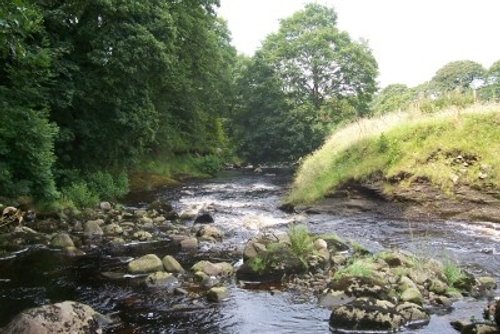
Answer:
[{"left": 288, "top": 104, "right": 500, "bottom": 222}]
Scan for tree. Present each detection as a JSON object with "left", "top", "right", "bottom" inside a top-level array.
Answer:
[
  {"left": 371, "top": 84, "right": 416, "bottom": 114},
  {"left": 233, "top": 4, "right": 378, "bottom": 162},
  {"left": 261, "top": 3, "right": 378, "bottom": 112},
  {"left": 431, "top": 60, "right": 486, "bottom": 92},
  {"left": 0, "top": 0, "right": 59, "bottom": 200}
]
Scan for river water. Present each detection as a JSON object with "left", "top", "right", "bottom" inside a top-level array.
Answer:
[{"left": 0, "top": 168, "right": 498, "bottom": 333}]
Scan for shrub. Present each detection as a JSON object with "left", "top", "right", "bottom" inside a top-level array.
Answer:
[
  {"left": 87, "top": 171, "right": 129, "bottom": 200},
  {"left": 288, "top": 224, "right": 315, "bottom": 265},
  {"left": 61, "top": 182, "right": 99, "bottom": 208},
  {"left": 443, "top": 261, "right": 466, "bottom": 287},
  {"left": 196, "top": 155, "right": 222, "bottom": 176},
  {"left": 334, "top": 259, "right": 375, "bottom": 280}
]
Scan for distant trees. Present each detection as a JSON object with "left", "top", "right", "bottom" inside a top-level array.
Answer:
[
  {"left": 233, "top": 4, "right": 378, "bottom": 162},
  {"left": 431, "top": 60, "right": 486, "bottom": 92}
]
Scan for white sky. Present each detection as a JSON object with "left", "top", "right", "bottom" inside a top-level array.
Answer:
[{"left": 218, "top": 0, "right": 500, "bottom": 88}]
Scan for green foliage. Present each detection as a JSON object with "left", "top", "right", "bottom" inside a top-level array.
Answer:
[
  {"left": 248, "top": 256, "right": 267, "bottom": 273},
  {"left": 233, "top": 4, "right": 378, "bottom": 162},
  {"left": 443, "top": 261, "right": 466, "bottom": 288},
  {"left": 0, "top": 1, "right": 58, "bottom": 201},
  {"left": 62, "top": 182, "right": 99, "bottom": 208},
  {"left": 431, "top": 60, "right": 486, "bottom": 92},
  {"left": 371, "top": 84, "right": 416, "bottom": 115},
  {"left": 195, "top": 156, "right": 223, "bottom": 176},
  {"left": 87, "top": 171, "right": 129, "bottom": 201},
  {"left": 334, "top": 259, "right": 375, "bottom": 280},
  {"left": 288, "top": 224, "right": 315, "bottom": 265}
]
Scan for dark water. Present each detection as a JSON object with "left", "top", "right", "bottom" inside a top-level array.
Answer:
[{"left": 0, "top": 169, "right": 498, "bottom": 333}]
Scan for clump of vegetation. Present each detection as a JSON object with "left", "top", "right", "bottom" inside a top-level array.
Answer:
[
  {"left": 443, "top": 260, "right": 466, "bottom": 288},
  {"left": 288, "top": 225, "right": 315, "bottom": 265},
  {"left": 334, "top": 258, "right": 376, "bottom": 280},
  {"left": 289, "top": 105, "right": 500, "bottom": 203}
]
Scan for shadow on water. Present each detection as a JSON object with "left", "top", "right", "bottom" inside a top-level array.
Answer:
[{"left": 0, "top": 168, "right": 498, "bottom": 333}]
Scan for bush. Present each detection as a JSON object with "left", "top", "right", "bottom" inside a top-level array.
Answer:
[
  {"left": 196, "top": 155, "right": 222, "bottom": 176},
  {"left": 87, "top": 171, "right": 129, "bottom": 200},
  {"left": 443, "top": 261, "right": 466, "bottom": 288},
  {"left": 288, "top": 224, "right": 315, "bottom": 265},
  {"left": 62, "top": 182, "right": 99, "bottom": 208}
]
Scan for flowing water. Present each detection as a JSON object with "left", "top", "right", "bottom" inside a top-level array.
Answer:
[{"left": 0, "top": 168, "right": 498, "bottom": 333}]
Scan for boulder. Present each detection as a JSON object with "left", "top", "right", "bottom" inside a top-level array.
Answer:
[
  {"left": 145, "top": 272, "right": 179, "bottom": 288},
  {"left": 329, "top": 298, "right": 404, "bottom": 333},
  {"left": 329, "top": 276, "right": 391, "bottom": 300},
  {"left": 401, "top": 288, "right": 424, "bottom": 305},
  {"left": 162, "top": 255, "right": 184, "bottom": 273},
  {"left": 83, "top": 220, "right": 104, "bottom": 236},
  {"left": 133, "top": 230, "right": 153, "bottom": 241},
  {"left": 50, "top": 233, "right": 75, "bottom": 249},
  {"left": 495, "top": 298, "right": 500, "bottom": 326},
  {"left": 128, "top": 254, "right": 163, "bottom": 274},
  {"left": 139, "top": 217, "right": 153, "bottom": 225},
  {"left": 461, "top": 323, "right": 498, "bottom": 334},
  {"left": 243, "top": 241, "right": 266, "bottom": 260},
  {"left": 313, "top": 238, "right": 328, "bottom": 251},
  {"left": 102, "top": 223, "right": 123, "bottom": 236},
  {"left": 191, "top": 261, "right": 234, "bottom": 277},
  {"left": 207, "top": 287, "right": 229, "bottom": 302},
  {"left": 180, "top": 237, "right": 198, "bottom": 251},
  {"left": 398, "top": 276, "right": 418, "bottom": 292},
  {"left": 99, "top": 201, "right": 112, "bottom": 211},
  {"left": 429, "top": 279, "right": 448, "bottom": 295},
  {"left": 179, "top": 209, "right": 198, "bottom": 220},
  {"left": 196, "top": 225, "right": 223, "bottom": 240},
  {"left": 2, "top": 301, "right": 107, "bottom": 333},
  {"left": 477, "top": 276, "right": 497, "bottom": 290},
  {"left": 194, "top": 213, "right": 214, "bottom": 224},
  {"left": 148, "top": 199, "right": 173, "bottom": 213},
  {"left": 395, "top": 302, "right": 430, "bottom": 326},
  {"left": 319, "top": 290, "right": 355, "bottom": 308}
]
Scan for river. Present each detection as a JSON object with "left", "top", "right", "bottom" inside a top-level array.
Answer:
[{"left": 0, "top": 168, "right": 498, "bottom": 333}]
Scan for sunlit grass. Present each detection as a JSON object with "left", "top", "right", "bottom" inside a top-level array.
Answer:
[{"left": 289, "top": 103, "right": 500, "bottom": 203}]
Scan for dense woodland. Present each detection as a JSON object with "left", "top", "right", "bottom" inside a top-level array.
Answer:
[{"left": 1, "top": 1, "right": 499, "bottom": 207}]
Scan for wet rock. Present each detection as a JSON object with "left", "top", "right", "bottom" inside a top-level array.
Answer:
[
  {"left": 133, "top": 230, "right": 153, "bottom": 241},
  {"left": 329, "top": 276, "right": 391, "bottom": 300},
  {"left": 99, "top": 201, "right": 112, "bottom": 211},
  {"left": 319, "top": 290, "right": 355, "bottom": 308},
  {"left": 329, "top": 298, "right": 404, "bottom": 333},
  {"left": 477, "top": 276, "right": 497, "bottom": 290},
  {"left": 148, "top": 199, "right": 173, "bottom": 213},
  {"left": 128, "top": 254, "right": 163, "bottom": 274},
  {"left": 194, "top": 271, "right": 209, "bottom": 283},
  {"left": 196, "top": 225, "right": 223, "bottom": 240},
  {"left": 64, "top": 246, "right": 85, "bottom": 257},
  {"left": 278, "top": 203, "right": 295, "bottom": 214},
  {"left": 84, "top": 220, "right": 104, "bottom": 236},
  {"left": 145, "top": 272, "right": 179, "bottom": 288},
  {"left": 162, "top": 255, "right": 184, "bottom": 273},
  {"left": 395, "top": 302, "right": 430, "bottom": 326},
  {"left": 153, "top": 216, "right": 166, "bottom": 225},
  {"left": 194, "top": 213, "right": 214, "bottom": 224},
  {"left": 429, "top": 278, "right": 448, "bottom": 294},
  {"left": 398, "top": 276, "right": 417, "bottom": 292},
  {"left": 191, "top": 261, "right": 234, "bottom": 276},
  {"left": 207, "top": 287, "right": 229, "bottom": 302},
  {"left": 179, "top": 209, "right": 198, "bottom": 220},
  {"left": 321, "top": 235, "right": 350, "bottom": 253},
  {"left": 496, "top": 299, "right": 500, "bottom": 326},
  {"left": 2, "top": 301, "right": 106, "bottom": 333},
  {"left": 180, "top": 237, "right": 198, "bottom": 251},
  {"left": 111, "top": 237, "right": 125, "bottom": 245},
  {"left": 174, "top": 288, "right": 189, "bottom": 296},
  {"left": 139, "top": 217, "right": 153, "bottom": 225},
  {"left": 243, "top": 241, "right": 267, "bottom": 260},
  {"left": 380, "top": 251, "right": 412, "bottom": 267},
  {"left": 401, "top": 287, "right": 424, "bottom": 305},
  {"left": 454, "top": 270, "right": 476, "bottom": 292},
  {"left": 461, "top": 323, "right": 497, "bottom": 334},
  {"left": 102, "top": 223, "right": 123, "bottom": 236}
]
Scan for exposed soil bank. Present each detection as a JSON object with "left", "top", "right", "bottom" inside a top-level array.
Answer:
[{"left": 294, "top": 179, "right": 500, "bottom": 223}]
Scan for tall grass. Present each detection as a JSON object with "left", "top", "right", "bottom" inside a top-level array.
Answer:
[{"left": 289, "top": 103, "right": 500, "bottom": 203}]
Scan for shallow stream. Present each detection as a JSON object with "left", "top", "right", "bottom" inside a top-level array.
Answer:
[{"left": 0, "top": 169, "right": 498, "bottom": 333}]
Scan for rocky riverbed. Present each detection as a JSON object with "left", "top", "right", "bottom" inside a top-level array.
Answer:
[{"left": 0, "top": 168, "right": 499, "bottom": 333}]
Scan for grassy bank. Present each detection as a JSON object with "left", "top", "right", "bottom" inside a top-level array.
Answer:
[{"left": 288, "top": 104, "right": 500, "bottom": 204}]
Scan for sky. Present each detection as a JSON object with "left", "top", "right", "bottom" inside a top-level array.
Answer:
[{"left": 218, "top": 0, "right": 500, "bottom": 88}]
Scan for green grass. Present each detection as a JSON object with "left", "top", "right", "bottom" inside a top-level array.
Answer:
[
  {"left": 443, "top": 261, "right": 466, "bottom": 287},
  {"left": 334, "top": 259, "right": 376, "bottom": 280},
  {"left": 289, "top": 104, "right": 500, "bottom": 204},
  {"left": 288, "top": 224, "right": 315, "bottom": 265}
]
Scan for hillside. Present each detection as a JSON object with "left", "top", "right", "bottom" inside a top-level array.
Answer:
[{"left": 288, "top": 104, "right": 500, "bottom": 221}]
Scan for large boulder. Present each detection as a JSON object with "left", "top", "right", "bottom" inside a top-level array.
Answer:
[
  {"left": 401, "top": 288, "right": 424, "bottom": 305},
  {"left": 2, "top": 301, "right": 107, "bottom": 333},
  {"left": 329, "top": 276, "right": 392, "bottom": 300},
  {"left": 329, "top": 298, "right": 404, "bottom": 333},
  {"left": 128, "top": 254, "right": 163, "bottom": 274},
  {"left": 194, "top": 213, "right": 214, "bottom": 224},
  {"left": 395, "top": 302, "right": 430, "bottom": 326},
  {"left": 196, "top": 225, "right": 223, "bottom": 240}
]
